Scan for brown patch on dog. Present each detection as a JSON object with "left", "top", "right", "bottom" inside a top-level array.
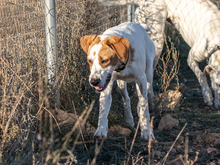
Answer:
[
  {"left": 81, "top": 35, "right": 101, "bottom": 70},
  {"left": 98, "top": 45, "right": 119, "bottom": 68},
  {"left": 80, "top": 35, "right": 101, "bottom": 55},
  {"left": 102, "top": 36, "right": 129, "bottom": 63},
  {"left": 87, "top": 58, "right": 93, "bottom": 70},
  {"left": 93, "top": 51, "right": 96, "bottom": 56}
]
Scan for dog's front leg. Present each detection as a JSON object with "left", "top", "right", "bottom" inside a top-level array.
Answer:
[
  {"left": 94, "top": 82, "right": 114, "bottom": 139},
  {"left": 187, "top": 48, "right": 213, "bottom": 106},
  {"left": 136, "top": 75, "right": 155, "bottom": 140},
  {"left": 211, "top": 77, "right": 220, "bottom": 108},
  {"left": 213, "top": 88, "right": 220, "bottom": 109}
]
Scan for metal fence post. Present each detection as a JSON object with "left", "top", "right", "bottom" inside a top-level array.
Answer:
[
  {"left": 127, "top": 5, "right": 136, "bottom": 22},
  {"left": 127, "top": 5, "right": 132, "bottom": 22},
  {"left": 44, "top": 0, "right": 60, "bottom": 108}
]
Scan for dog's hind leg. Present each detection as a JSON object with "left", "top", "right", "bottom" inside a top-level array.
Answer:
[
  {"left": 145, "top": 62, "right": 155, "bottom": 109},
  {"left": 117, "top": 80, "right": 134, "bottom": 127}
]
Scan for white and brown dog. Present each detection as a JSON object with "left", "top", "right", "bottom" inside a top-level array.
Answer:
[
  {"left": 80, "top": 22, "right": 155, "bottom": 140},
  {"left": 98, "top": 0, "right": 220, "bottom": 108}
]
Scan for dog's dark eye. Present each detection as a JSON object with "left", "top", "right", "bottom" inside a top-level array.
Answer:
[
  {"left": 88, "top": 59, "right": 92, "bottom": 63},
  {"left": 101, "top": 59, "right": 109, "bottom": 64}
]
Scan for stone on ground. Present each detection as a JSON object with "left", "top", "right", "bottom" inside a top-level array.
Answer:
[{"left": 158, "top": 114, "right": 179, "bottom": 131}]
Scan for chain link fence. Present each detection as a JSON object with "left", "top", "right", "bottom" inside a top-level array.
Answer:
[
  {"left": 55, "top": 0, "right": 127, "bottom": 109},
  {"left": 0, "top": 0, "right": 127, "bottom": 103},
  {"left": 1, "top": 0, "right": 220, "bottom": 163},
  {"left": 0, "top": 0, "right": 127, "bottom": 163}
]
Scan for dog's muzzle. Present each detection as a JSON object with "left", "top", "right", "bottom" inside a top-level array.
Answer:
[
  {"left": 90, "top": 74, "right": 111, "bottom": 92},
  {"left": 90, "top": 78, "right": 101, "bottom": 86}
]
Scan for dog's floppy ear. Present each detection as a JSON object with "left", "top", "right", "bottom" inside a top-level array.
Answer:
[
  {"left": 103, "top": 36, "right": 129, "bottom": 62},
  {"left": 203, "top": 65, "right": 216, "bottom": 77},
  {"left": 80, "top": 35, "right": 98, "bottom": 54}
]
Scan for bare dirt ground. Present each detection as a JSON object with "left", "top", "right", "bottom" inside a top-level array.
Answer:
[
  {"left": 64, "top": 22, "right": 220, "bottom": 165},
  {"left": 156, "top": 59, "right": 220, "bottom": 165},
  {"left": 71, "top": 51, "right": 220, "bottom": 165}
]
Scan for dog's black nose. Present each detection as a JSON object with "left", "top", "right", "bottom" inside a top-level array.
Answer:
[{"left": 90, "top": 78, "right": 101, "bottom": 86}]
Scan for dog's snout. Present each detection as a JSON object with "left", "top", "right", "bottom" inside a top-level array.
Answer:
[{"left": 90, "top": 78, "right": 101, "bottom": 86}]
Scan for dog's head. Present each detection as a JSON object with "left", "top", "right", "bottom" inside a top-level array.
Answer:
[{"left": 80, "top": 35, "right": 129, "bottom": 92}]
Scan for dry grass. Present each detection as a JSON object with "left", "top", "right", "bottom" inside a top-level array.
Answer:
[
  {"left": 0, "top": 0, "right": 128, "bottom": 164},
  {"left": 156, "top": 35, "right": 180, "bottom": 93},
  {"left": 1, "top": 0, "right": 220, "bottom": 164}
]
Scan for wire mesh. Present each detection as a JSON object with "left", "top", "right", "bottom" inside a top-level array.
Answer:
[
  {"left": 1, "top": 0, "right": 220, "bottom": 163},
  {"left": 55, "top": 0, "right": 127, "bottom": 108},
  {"left": 0, "top": 0, "right": 127, "bottom": 163},
  {"left": 0, "top": 0, "right": 127, "bottom": 70},
  {"left": 0, "top": 0, "right": 128, "bottom": 107}
]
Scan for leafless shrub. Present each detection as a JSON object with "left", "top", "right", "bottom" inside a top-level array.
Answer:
[
  {"left": 153, "top": 35, "right": 180, "bottom": 112},
  {"left": 156, "top": 35, "right": 180, "bottom": 93}
]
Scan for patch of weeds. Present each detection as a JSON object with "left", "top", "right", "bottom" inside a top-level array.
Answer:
[
  {"left": 179, "top": 121, "right": 187, "bottom": 128},
  {"left": 165, "top": 23, "right": 190, "bottom": 60},
  {"left": 88, "top": 112, "right": 99, "bottom": 127},
  {"left": 207, "top": 111, "right": 220, "bottom": 119},
  {"left": 186, "top": 112, "right": 203, "bottom": 121},
  {"left": 108, "top": 111, "right": 124, "bottom": 127}
]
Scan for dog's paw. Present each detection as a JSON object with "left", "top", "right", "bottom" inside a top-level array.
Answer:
[
  {"left": 204, "top": 98, "right": 213, "bottom": 106},
  {"left": 141, "top": 129, "right": 155, "bottom": 140},
  {"left": 203, "top": 90, "right": 213, "bottom": 106},
  {"left": 94, "top": 127, "right": 108, "bottom": 140},
  {"left": 125, "top": 118, "right": 134, "bottom": 127}
]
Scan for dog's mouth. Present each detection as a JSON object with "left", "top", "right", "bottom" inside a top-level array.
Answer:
[{"left": 94, "top": 74, "right": 111, "bottom": 92}]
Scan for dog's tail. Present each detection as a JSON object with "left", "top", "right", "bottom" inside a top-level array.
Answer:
[
  {"left": 98, "top": 0, "right": 138, "bottom": 6},
  {"left": 140, "top": 24, "right": 151, "bottom": 32}
]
